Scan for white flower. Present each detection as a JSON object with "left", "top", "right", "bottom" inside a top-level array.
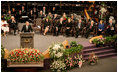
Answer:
[
  {"left": 53, "top": 44, "right": 61, "bottom": 51},
  {"left": 56, "top": 52, "right": 63, "bottom": 58},
  {"left": 53, "top": 51, "right": 56, "bottom": 54}
]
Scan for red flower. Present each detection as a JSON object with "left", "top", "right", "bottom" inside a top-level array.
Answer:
[
  {"left": 35, "top": 50, "right": 37, "bottom": 53},
  {"left": 38, "top": 53, "right": 40, "bottom": 55}
]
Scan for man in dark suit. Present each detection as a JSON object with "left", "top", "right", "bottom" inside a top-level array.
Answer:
[
  {"left": 75, "top": 19, "right": 85, "bottom": 38},
  {"left": 8, "top": 16, "right": 18, "bottom": 35},
  {"left": 106, "top": 19, "right": 115, "bottom": 36},
  {"left": 85, "top": 20, "right": 95, "bottom": 38},
  {"left": 21, "top": 21, "right": 33, "bottom": 32},
  {"left": 57, "top": 18, "right": 64, "bottom": 35},
  {"left": 52, "top": 14, "right": 58, "bottom": 36},
  {"left": 65, "top": 18, "right": 72, "bottom": 37}
]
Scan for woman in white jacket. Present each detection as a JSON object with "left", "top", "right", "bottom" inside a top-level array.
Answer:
[{"left": 1, "top": 18, "right": 9, "bottom": 36}]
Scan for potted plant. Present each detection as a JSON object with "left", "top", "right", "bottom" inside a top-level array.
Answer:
[
  {"left": 88, "top": 52, "right": 98, "bottom": 65},
  {"left": 92, "top": 38, "right": 105, "bottom": 47}
]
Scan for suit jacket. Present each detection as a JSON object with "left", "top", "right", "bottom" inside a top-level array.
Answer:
[
  {"left": 8, "top": 20, "right": 18, "bottom": 28},
  {"left": 87, "top": 24, "right": 94, "bottom": 31},
  {"left": 44, "top": 21, "right": 51, "bottom": 28},
  {"left": 107, "top": 23, "right": 115, "bottom": 31},
  {"left": 57, "top": 21, "right": 64, "bottom": 28},
  {"left": 76, "top": 22, "right": 85, "bottom": 29},
  {"left": 21, "top": 25, "right": 33, "bottom": 32},
  {"left": 66, "top": 21, "right": 72, "bottom": 29}
]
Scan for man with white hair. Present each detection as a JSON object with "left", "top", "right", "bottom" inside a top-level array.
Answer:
[
  {"left": 106, "top": 19, "right": 115, "bottom": 36},
  {"left": 8, "top": 16, "right": 18, "bottom": 35}
]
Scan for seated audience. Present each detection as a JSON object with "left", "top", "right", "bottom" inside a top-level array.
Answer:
[
  {"left": 43, "top": 6, "right": 46, "bottom": 16},
  {"left": 85, "top": 20, "right": 95, "bottom": 38},
  {"left": 52, "top": 14, "right": 58, "bottom": 36},
  {"left": 33, "top": 7, "right": 38, "bottom": 19},
  {"left": 47, "top": 12, "right": 53, "bottom": 20},
  {"left": 28, "top": 10, "right": 34, "bottom": 23},
  {"left": 75, "top": 19, "right": 85, "bottom": 38},
  {"left": 43, "top": 18, "right": 51, "bottom": 35},
  {"left": 16, "top": 10, "right": 22, "bottom": 22},
  {"left": 52, "top": 7, "right": 56, "bottom": 14},
  {"left": 11, "top": 8, "right": 16, "bottom": 17},
  {"left": 1, "top": 18, "right": 9, "bottom": 36},
  {"left": 21, "top": 6, "right": 26, "bottom": 16},
  {"left": 98, "top": 19, "right": 105, "bottom": 35},
  {"left": 9, "top": 16, "right": 18, "bottom": 35},
  {"left": 65, "top": 18, "right": 72, "bottom": 37},
  {"left": 56, "top": 18, "right": 63, "bottom": 35},
  {"left": 6, "top": 10, "right": 12, "bottom": 22},
  {"left": 39, "top": 10, "right": 45, "bottom": 18},
  {"left": 106, "top": 19, "right": 115, "bottom": 36}
]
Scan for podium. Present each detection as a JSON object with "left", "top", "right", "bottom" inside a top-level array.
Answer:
[{"left": 20, "top": 32, "right": 34, "bottom": 48}]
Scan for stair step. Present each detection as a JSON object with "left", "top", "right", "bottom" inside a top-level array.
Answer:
[
  {"left": 83, "top": 48, "right": 115, "bottom": 56},
  {"left": 84, "top": 53, "right": 117, "bottom": 60},
  {"left": 83, "top": 46, "right": 113, "bottom": 53},
  {"left": 78, "top": 42, "right": 95, "bottom": 48}
]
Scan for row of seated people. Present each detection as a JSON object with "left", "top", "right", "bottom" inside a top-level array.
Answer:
[
  {"left": 33, "top": 16, "right": 116, "bottom": 38},
  {"left": 1, "top": 15, "right": 116, "bottom": 38},
  {"left": 2, "top": 6, "right": 56, "bottom": 23},
  {"left": 1, "top": 16, "right": 18, "bottom": 36}
]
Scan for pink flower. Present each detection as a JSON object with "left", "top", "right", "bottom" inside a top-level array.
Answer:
[{"left": 70, "top": 63, "right": 73, "bottom": 67}]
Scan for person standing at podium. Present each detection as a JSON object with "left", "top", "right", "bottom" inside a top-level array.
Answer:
[{"left": 21, "top": 21, "right": 33, "bottom": 33}]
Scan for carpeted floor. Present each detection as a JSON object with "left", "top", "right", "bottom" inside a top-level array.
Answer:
[
  {"left": 1, "top": 34, "right": 117, "bottom": 72},
  {"left": 1, "top": 34, "right": 89, "bottom": 52}
]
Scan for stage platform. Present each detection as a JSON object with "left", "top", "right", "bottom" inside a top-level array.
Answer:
[{"left": 1, "top": 34, "right": 89, "bottom": 52}]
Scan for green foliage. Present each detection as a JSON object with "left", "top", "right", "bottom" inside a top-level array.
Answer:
[
  {"left": 1, "top": 45, "right": 5, "bottom": 59},
  {"left": 70, "top": 41, "right": 78, "bottom": 47},
  {"left": 64, "top": 44, "right": 83, "bottom": 56}
]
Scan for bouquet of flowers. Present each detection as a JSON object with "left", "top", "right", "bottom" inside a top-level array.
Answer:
[
  {"left": 65, "top": 54, "right": 85, "bottom": 70},
  {"left": 64, "top": 57, "right": 75, "bottom": 69},
  {"left": 49, "top": 43, "right": 65, "bottom": 59},
  {"left": 88, "top": 52, "right": 98, "bottom": 65},
  {"left": 92, "top": 37, "right": 105, "bottom": 47},
  {"left": 74, "top": 55, "right": 85, "bottom": 68},
  {"left": 50, "top": 60, "right": 66, "bottom": 72},
  {"left": 9, "top": 48, "right": 44, "bottom": 63}
]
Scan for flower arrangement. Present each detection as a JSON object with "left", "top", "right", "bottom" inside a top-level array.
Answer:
[
  {"left": 74, "top": 55, "right": 85, "bottom": 68},
  {"left": 49, "top": 41, "right": 84, "bottom": 72},
  {"left": 49, "top": 43, "right": 65, "bottom": 59},
  {"left": 8, "top": 48, "right": 44, "bottom": 63},
  {"left": 92, "top": 37, "right": 105, "bottom": 47},
  {"left": 65, "top": 54, "right": 85, "bottom": 70},
  {"left": 88, "top": 52, "right": 98, "bottom": 65},
  {"left": 65, "top": 57, "right": 74, "bottom": 69},
  {"left": 50, "top": 60, "right": 66, "bottom": 72},
  {"left": 92, "top": 35, "right": 117, "bottom": 47}
]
